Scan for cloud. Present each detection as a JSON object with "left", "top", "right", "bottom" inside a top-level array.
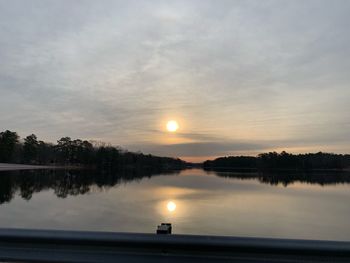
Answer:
[
  {"left": 135, "top": 141, "right": 266, "bottom": 157},
  {"left": 0, "top": 0, "right": 350, "bottom": 158}
]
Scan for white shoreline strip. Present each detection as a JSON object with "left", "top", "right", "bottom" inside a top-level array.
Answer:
[{"left": 0, "top": 163, "right": 65, "bottom": 171}]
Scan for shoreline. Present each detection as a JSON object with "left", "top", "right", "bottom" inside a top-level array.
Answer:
[
  {"left": 203, "top": 166, "right": 350, "bottom": 172},
  {"left": 0, "top": 163, "right": 79, "bottom": 171}
]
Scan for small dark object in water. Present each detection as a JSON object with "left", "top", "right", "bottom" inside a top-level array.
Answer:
[{"left": 157, "top": 223, "right": 172, "bottom": 234}]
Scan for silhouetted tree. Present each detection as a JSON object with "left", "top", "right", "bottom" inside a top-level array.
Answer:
[
  {"left": 35, "top": 141, "right": 54, "bottom": 164},
  {"left": 0, "top": 130, "right": 19, "bottom": 162},
  {"left": 55, "top": 137, "right": 73, "bottom": 163},
  {"left": 23, "top": 134, "right": 39, "bottom": 163}
]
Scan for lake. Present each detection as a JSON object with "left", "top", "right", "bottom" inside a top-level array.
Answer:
[{"left": 0, "top": 168, "right": 350, "bottom": 241}]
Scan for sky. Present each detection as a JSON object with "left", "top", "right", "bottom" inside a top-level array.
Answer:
[{"left": 1, "top": 0, "right": 350, "bottom": 162}]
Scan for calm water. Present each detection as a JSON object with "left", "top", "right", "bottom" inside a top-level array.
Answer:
[{"left": 0, "top": 168, "right": 350, "bottom": 241}]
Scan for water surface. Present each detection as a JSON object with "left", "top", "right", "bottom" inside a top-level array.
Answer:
[{"left": 0, "top": 168, "right": 350, "bottom": 241}]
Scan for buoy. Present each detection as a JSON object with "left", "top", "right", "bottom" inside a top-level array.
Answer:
[{"left": 156, "top": 223, "right": 172, "bottom": 234}]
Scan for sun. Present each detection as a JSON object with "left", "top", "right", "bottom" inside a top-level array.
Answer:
[
  {"left": 166, "top": 120, "right": 179, "bottom": 132},
  {"left": 167, "top": 201, "right": 176, "bottom": 212}
]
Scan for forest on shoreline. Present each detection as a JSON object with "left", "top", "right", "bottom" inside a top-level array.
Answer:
[
  {"left": 0, "top": 130, "right": 186, "bottom": 170},
  {"left": 203, "top": 152, "right": 350, "bottom": 171}
]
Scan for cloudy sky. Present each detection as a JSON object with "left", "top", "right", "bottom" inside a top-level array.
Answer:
[{"left": 1, "top": 0, "right": 350, "bottom": 162}]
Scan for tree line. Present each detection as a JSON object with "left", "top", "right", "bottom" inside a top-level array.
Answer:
[
  {"left": 0, "top": 130, "right": 186, "bottom": 169},
  {"left": 203, "top": 151, "right": 350, "bottom": 170}
]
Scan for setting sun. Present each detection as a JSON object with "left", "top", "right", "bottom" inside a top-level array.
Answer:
[
  {"left": 167, "top": 201, "right": 177, "bottom": 212},
  {"left": 166, "top": 120, "right": 179, "bottom": 132}
]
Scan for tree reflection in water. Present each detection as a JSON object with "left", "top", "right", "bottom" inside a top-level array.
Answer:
[
  {"left": 206, "top": 168, "right": 350, "bottom": 187},
  {"left": 1, "top": 168, "right": 350, "bottom": 205},
  {"left": 0, "top": 168, "right": 181, "bottom": 205}
]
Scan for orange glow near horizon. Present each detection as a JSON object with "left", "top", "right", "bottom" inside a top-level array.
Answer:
[{"left": 180, "top": 156, "right": 217, "bottom": 163}]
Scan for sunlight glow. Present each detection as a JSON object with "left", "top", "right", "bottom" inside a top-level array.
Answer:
[
  {"left": 166, "top": 120, "right": 179, "bottom": 132},
  {"left": 167, "top": 201, "right": 177, "bottom": 212}
]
